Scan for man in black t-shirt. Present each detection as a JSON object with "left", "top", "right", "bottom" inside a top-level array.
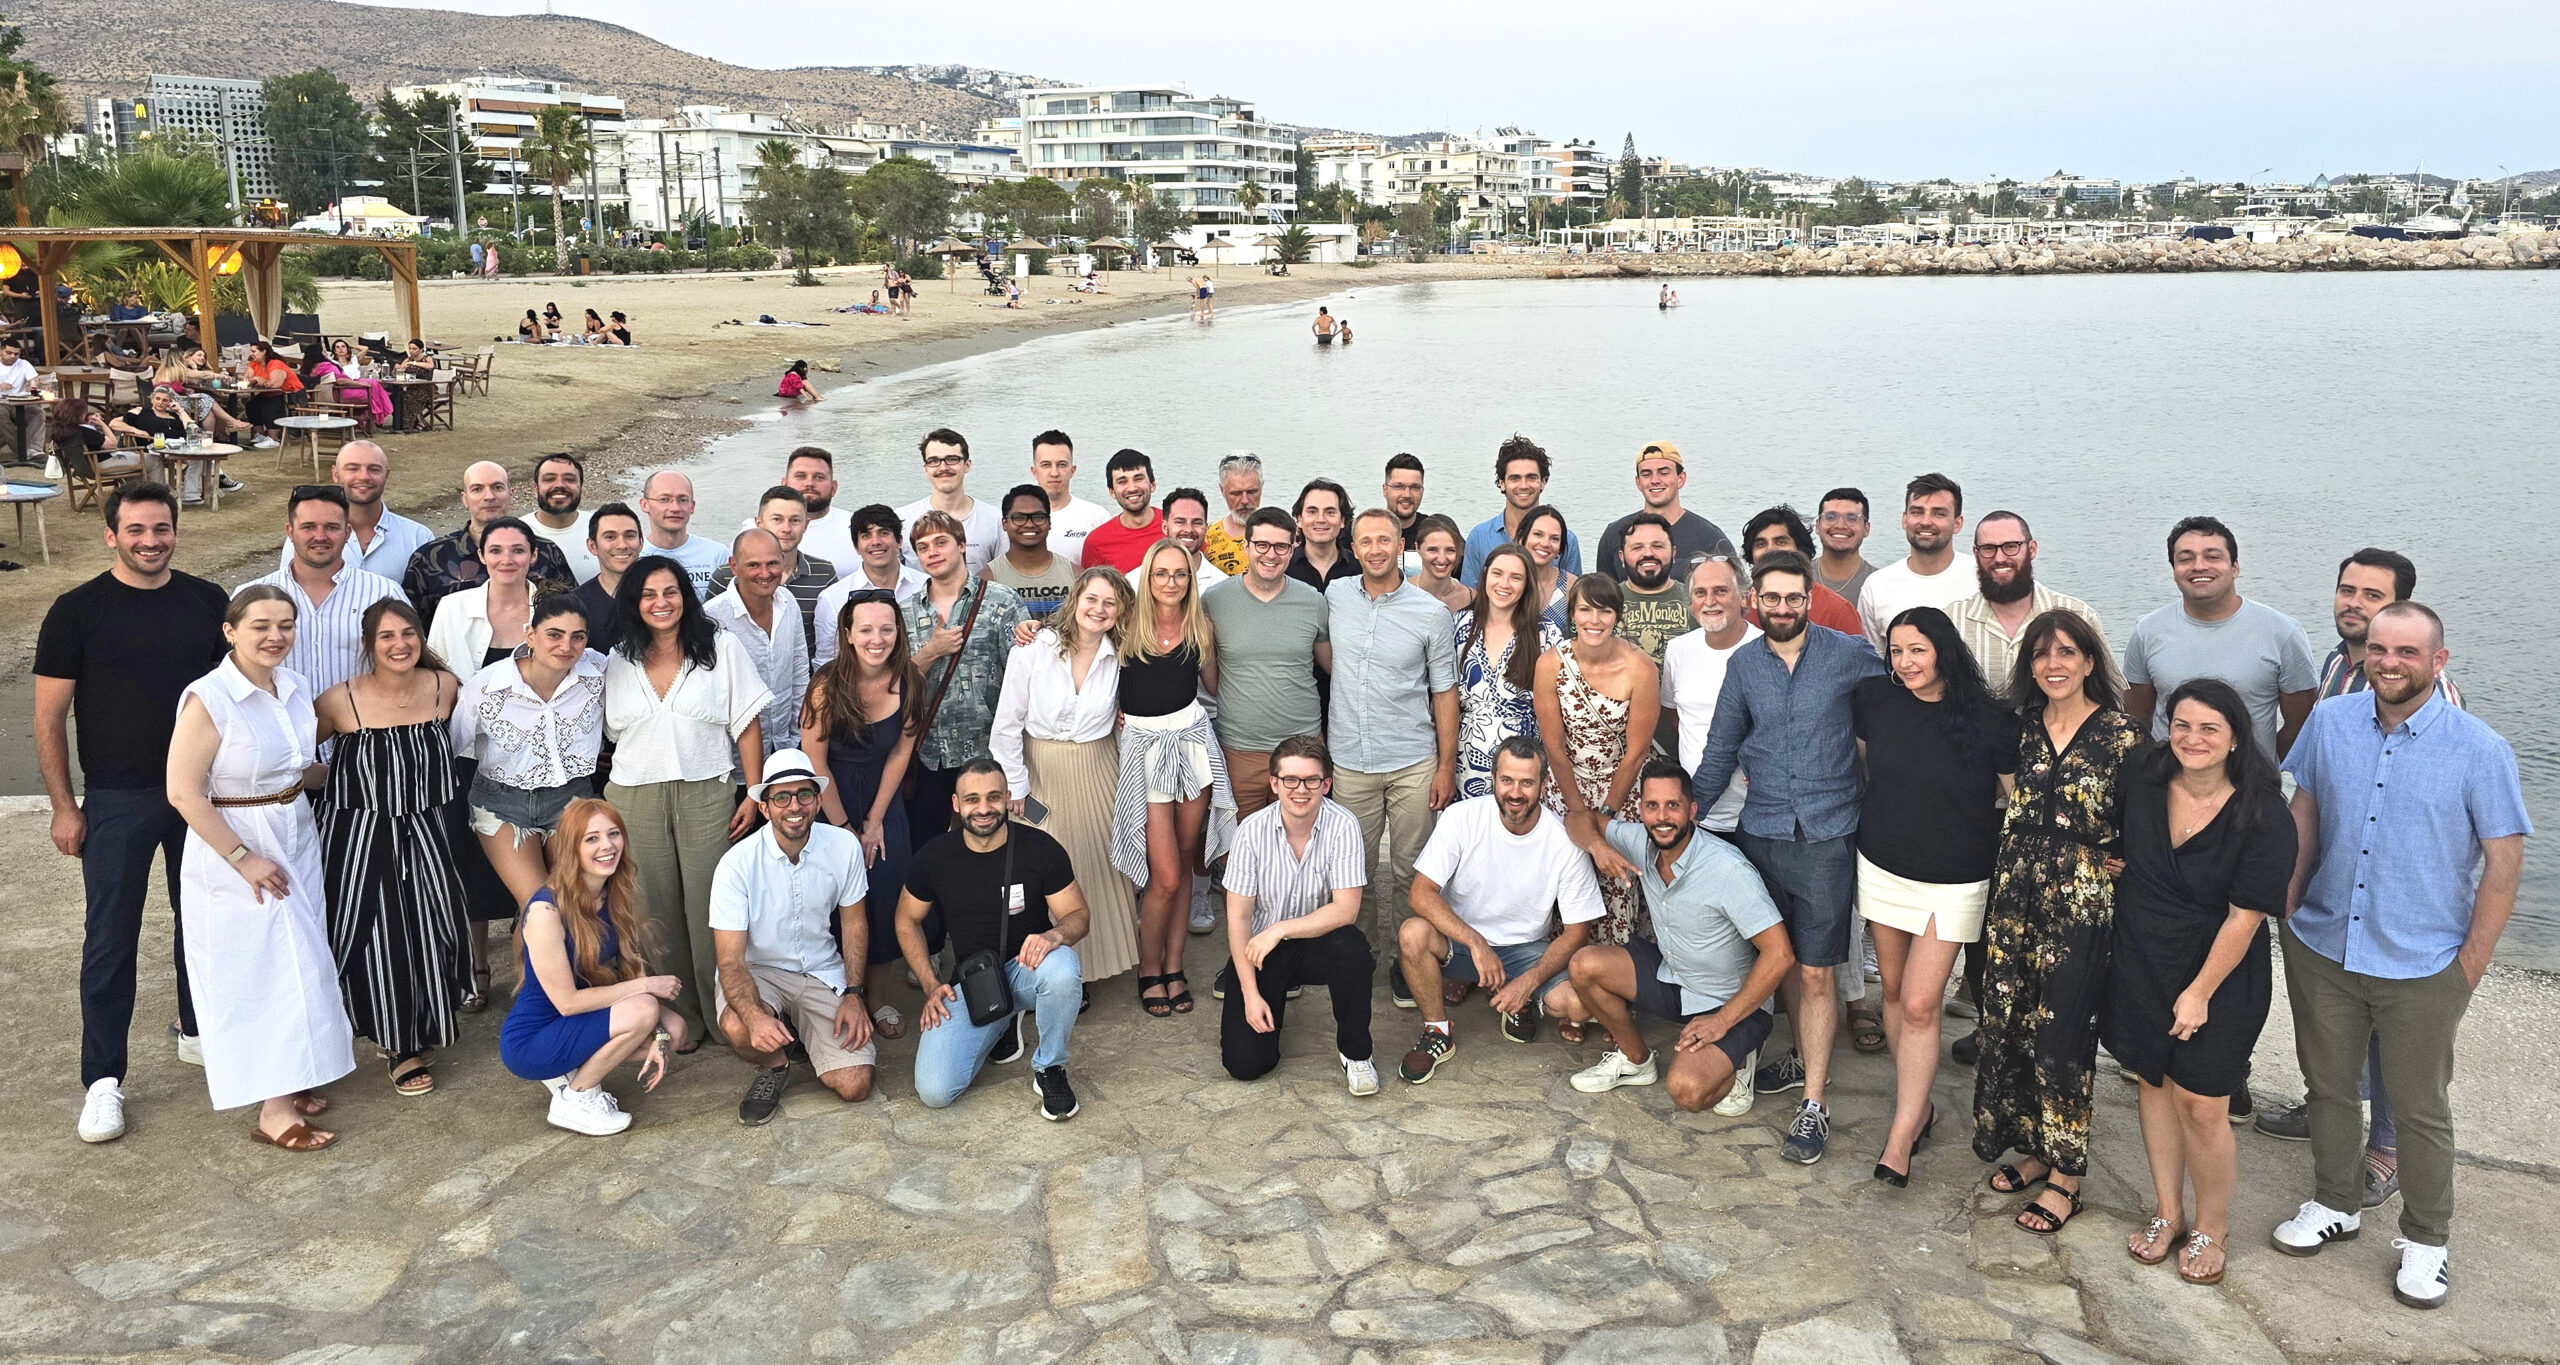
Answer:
[
  {"left": 899, "top": 759, "right": 1090, "bottom": 1120},
  {"left": 34, "top": 481, "right": 229, "bottom": 1145}
]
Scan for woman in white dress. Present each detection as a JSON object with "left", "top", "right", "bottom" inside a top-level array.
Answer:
[{"left": 166, "top": 585, "right": 357, "bottom": 1150}]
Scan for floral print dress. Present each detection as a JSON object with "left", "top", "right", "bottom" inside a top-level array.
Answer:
[
  {"left": 1452, "top": 613, "right": 1561, "bottom": 800},
  {"left": 1970, "top": 706, "right": 2145, "bottom": 1177},
  {"left": 1542, "top": 640, "right": 1646, "bottom": 945}
]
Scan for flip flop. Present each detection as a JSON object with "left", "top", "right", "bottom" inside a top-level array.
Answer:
[{"left": 2129, "top": 1215, "right": 2184, "bottom": 1266}]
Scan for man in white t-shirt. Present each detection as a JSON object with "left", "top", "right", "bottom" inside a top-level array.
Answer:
[
  {"left": 1657, "top": 553, "right": 1760, "bottom": 834},
  {"left": 1855, "top": 472, "right": 1971, "bottom": 653},
  {"left": 0, "top": 339, "right": 40, "bottom": 460},
  {"left": 637, "top": 470, "right": 727, "bottom": 595},
  {"left": 1031, "top": 429, "right": 1112, "bottom": 562},
  {"left": 897, "top": 427, "right": 1003, "bottom": 574},
  {"left": 524, "top": 452, "right": 599, "bottom": 582},
  {"left": 1393, "top": 738, "right": 1606, "bottom": 1083}
]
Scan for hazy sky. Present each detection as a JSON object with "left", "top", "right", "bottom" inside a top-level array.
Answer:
[{"left": 354, "top": 1, "right": 2557, "bottom": 183}]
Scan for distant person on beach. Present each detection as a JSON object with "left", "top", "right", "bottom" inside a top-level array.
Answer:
[
  {"left": 517, "top": 310, "right": 541, "bottom": 343},
  {"left": 1188, "top": 276, "right": 1208, "bottom": 321},
  {"left": 583, "top": 309, "right": 607, "bottom": 343},
  {"left": 1337, "top": 317, "right": 1352, "bottom": 344},
  {"left": 1313, "top": 307, "right": 1337, "bottom": 346},
  {"left": 603, "top": 313, "right": 632, "bottom": 346},
  {"left": 777, "top": 360, "right": 821, "bottom": 404}
]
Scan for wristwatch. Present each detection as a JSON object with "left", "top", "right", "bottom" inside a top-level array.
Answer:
[
  {"left": 226, "top": 845, "right": 250, "bottom": 864},
  {"left": 837, "top": 983, "right": 865, "bottom": 998}
]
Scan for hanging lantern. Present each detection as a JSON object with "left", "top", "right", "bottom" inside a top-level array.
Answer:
[
  {"left": 0, "top": 243, "right": 19, "bottom": 280},
  {"left": 209, "top": 245, "right": 243, "bottom": 276}
]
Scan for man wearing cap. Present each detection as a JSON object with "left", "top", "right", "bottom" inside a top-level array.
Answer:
[
  {"left": 707, "top": 749, "right": 876, "bottom": 1125},
  {"left": 1594, "top": 441, "right": 1737, "bottom": 585}
]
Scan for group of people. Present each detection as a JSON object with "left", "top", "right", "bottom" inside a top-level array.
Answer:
[
  {"left": 37, "top": 429, "right": 2526, "bottom": 1316},
  {"left": 517, "top": 304, "right": 633, "bottom": 346}
]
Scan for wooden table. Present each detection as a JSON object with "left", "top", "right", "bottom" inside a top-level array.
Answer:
[
  {"left": 379, "top": 376, "right": 433, "bottom": 432},
  {"left": 273, "top": 414, "right": 355, "bottom": 476},
  {"left": 3, "top": 480, "right": 59, "bottom": 563},
  {"left": 157, "top": 443, "right": 242, "bottom": 510}
]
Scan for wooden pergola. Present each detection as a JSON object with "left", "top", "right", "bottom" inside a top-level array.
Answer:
[{"left": 0, "top": 227, "right": 421, "bottom": 367}]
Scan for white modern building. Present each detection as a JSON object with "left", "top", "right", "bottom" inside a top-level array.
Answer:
[
  {"left": 389, "top": 75, "right": 627, "bottom": 193},
  {"left": 613, "top": 108, "right": 874, "bottom": 232},
  {"left": 1018, "top": 86, "right": 1295, "bottom": 224},
  {"left": 1304, "top": 135, "right": 1385, "bottom": 206}
]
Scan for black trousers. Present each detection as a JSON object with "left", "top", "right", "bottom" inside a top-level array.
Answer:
[
  {"left": 79, "top": 786, "right": 198, "bottom": 1086},
  {"left": 904, "top": 762, "right": 962, "bottom": 854},
  {"left": 1219, "top": 924, "right": 1374, "bottom": 1080}
]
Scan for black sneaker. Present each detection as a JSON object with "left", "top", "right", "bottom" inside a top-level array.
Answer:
[
  {"left": 1754, "top": 1053, "right": 1806, "bottom": 1094},
  {"left": 2229, "top": 1089, "right": 2256, "bottom": 1125},
  {"left": 1390, "top": 965, "right": 1416, "bottom": 1010},
  {"left": 1950, "top": 1029, "right": 1981, "bottom": 1066},
  {"left": 1500, "top": 1008, "right": 1538, "bottom": 1044},
  {"left": 738, "top": 1063, "right": 790, "bottom": 1126},
  {"left": 1399, "top": 1028, "right": 1456, "bottom": 1084},
  {"left": 1779, "top": 1100, "right": 1830, "bottom": 1165},
  {"left": 1033, "top": 1064, "right": 1079, "bottom": 1121},
  {"left": 2256, "top": 1101, "right": 2312, "bottom": 1142},
  {"left": 988, "top": 1013, "right": 1025, "bottom": 1066}
]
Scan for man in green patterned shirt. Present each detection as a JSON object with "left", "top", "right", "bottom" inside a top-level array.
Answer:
[{"left": 901, "top": 511, "right": 1026, "bottom": 849}]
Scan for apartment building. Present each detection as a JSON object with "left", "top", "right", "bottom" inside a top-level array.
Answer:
[
  {"left": 1018, "top": 86, "right": 1295, "bottom": 224},
  {"left": 389, "top": 75, "right": 627, "bottom": 189}
]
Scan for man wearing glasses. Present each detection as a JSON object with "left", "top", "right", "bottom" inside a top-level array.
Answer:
[
  {"left": 637, "top": 470, "right": 727, "bottom": 597},
  {"left": 898, "top": 428, "right": 1003, "bottom": 575},
  {"left": 1217, "top": 736, "right": 1378, "bottom": 1095},
  {"left": 987, "top": 484, "right": 1078, "bottom": 618},
  {"left": 1810, "top": 487, "right": 1877, "bottom": 605},
  {"left": 1945, "top": 510, "right": 2106, "bottom": 700},
  {"left": 1594, "top": 441, "right": 1736, "bottom": 583},
  {"left": 1690, "top": 549, "right": 1884, "bottom": 1168},
  {"left": 1203, "top": 507, "right": 1331, "bottom": 820}
]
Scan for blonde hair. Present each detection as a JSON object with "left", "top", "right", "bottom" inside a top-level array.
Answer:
[
  {"left": 1118, "top": 539, "right": 1214, "bottom": 664},
  {"left": 1051, "top": 565, "right": 1134, "bottom": 659}
]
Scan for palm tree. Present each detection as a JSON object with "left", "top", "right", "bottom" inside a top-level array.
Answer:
[
  {"left": 1526, "top": 195, "right": 1552, "bottom": 240},
  {"left": 0, "top": 67, "right": 65, "bottom": 221},
  {"left": 1237, "top": 178, "right": 1266, "bottom": 225},
  {"left": 521, "top": 105, "right": 593, "bottom": 274},
  {"left": 1272, "top": 223, "right": 1314, "bottom": 265}
]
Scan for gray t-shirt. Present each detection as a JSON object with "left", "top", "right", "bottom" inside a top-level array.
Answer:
[
  {"left": 1203, "top": 575, "right": 1329, "bottom": 753},
  {"left": 988, "top": 552, "right": 1079, "bottom": 619},
  {"left": 2121, "top": 597, "right": 2318, "bottom": 757}
]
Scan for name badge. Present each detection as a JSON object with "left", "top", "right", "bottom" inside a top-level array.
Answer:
[{"left": 1006, "top": 883, "right": 1026, "bottom": 915}]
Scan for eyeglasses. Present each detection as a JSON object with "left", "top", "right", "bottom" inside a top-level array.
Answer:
[
  {"left": 1756, "top": 592, "right": 1810, "bottom": 609},
  {"left": 1005, "top": 511, "right": 1050, "bottom": 523},
  {"left": 922, "top": 455, "right": 969, "bottom": 470},
  {"left": 1247, "top": 539, "right": 1294, "bottom": 556},
  {"left": 1274, "top": 774, "right": 1326, "bottom": 791},
  {"left": 1974, "top": 540, "right": 2030, "bottom": 560},
  {"left": 763, "top": 788, "right": 822, "bottom": 808}
]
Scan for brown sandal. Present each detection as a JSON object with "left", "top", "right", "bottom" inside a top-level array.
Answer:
[
  {"left": 2177, "top": 1231, "right": 2226, "bottom": 1285},
  {"left": 290, "top": 1091, "right": 330, "bottom": 1117},
  {"left": 252, "top": 1121, "right": 338, "bottom": 1152},
  {"left": 2129, "top": 1215, "right": 2184, "bottom": 1265},
  {"left": 390, "top": 1057, "right": 435, "bottom": 1096}
]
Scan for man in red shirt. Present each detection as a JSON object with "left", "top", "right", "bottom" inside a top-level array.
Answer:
[{"left": 1078, "top": 448, "right": 1165, "bottom": 573}]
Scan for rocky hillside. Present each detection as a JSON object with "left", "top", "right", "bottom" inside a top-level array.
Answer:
[{"left": 15, "top": 0, "right": 1049, "bottom": 134}]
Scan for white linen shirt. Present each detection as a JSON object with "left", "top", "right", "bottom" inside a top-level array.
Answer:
[
  {"left": 989, "top": 631, "right": 1123, "bottom": 794},
  {"left": 423, "top": 582, "right": 534, "bottom": 677},
  {"left": 705, "top": 587, "right": 810, "bottom": 759},
  {"left": 707, "top": 822, "right": 868, "bottom": 990},
  {"left": 449, "top": 649, "right": 609, "bottom": 790},
  {"left": 812, "top": 567, "right": 931, "bottom": 667},
  {"left": 602, "top": 631, "right": 775, "bottom": 784}
]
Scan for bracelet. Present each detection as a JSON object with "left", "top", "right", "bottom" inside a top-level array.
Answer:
[{"left": 651, "top": 1028, "right": 671, "bottom": 1046}]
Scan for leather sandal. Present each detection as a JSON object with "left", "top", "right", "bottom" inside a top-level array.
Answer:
[
  {"left": 1989, "top": 1159, "right": 2050, "bottom": 1194},
  {"left": 252, "top": 1121, "right": 338, "bottom": 1152},
  {"left": 1161, "top": 971, "right": 1194, "bottom": 1015},
  {"left": 2177, "top": 1231, "right": 2226, "bottom": 1285},
  {"left": 2129, "top": 1215, "right": 2185, "bottom": 1266},
  {"left": 389, "top": 1057, "right": 435, "bottom": 1096},
  {"left": 289, "top": 1091, "right": 330, "bottom": 1117},
  {"left": 2014, "top": 1180, "right": 2082, "bottom": 1236},
  {"left": 1139, "top": 974, "right": 1174, "bottom": 1018}
]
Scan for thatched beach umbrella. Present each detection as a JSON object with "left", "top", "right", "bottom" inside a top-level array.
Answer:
[
  {"left": 1087, "top": 235, "right": 1129, "bottom": 288},
  {"left": 924, "top": 237, "right": 979, "bottom": 294}
]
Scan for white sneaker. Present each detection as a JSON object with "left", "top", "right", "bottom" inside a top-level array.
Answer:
[
  {"left": 2391, "top": 1238, "right": 2449, "bottom": 1309},
  {"left": 248, "top": 436, "right": 279, "bottom": 450},
  {"left": 1343, "top": 1054, "right": 1380, "bottom": 1097},
  {"left": 547, "top": 1084, "right": 632, "bottom": 1136},
  {"left": 172, "top": 1026, "right": 202, "bottom": 1066},
  {"left": 78, "top": 1078, "right": 126, "bottom": 1143},
  {"left": 2271, "top": 1199, "right": 2360, "bottom": 1256},
  {"left": 1570, "top": 1048, "right": 1659, "bottom": 1094},
  {"left": 1714, "top": 1047, "right": 1759, "bottom": 1116},
  {"left": 1188, "top": 880, "right": 1215, "bottom": 934}
]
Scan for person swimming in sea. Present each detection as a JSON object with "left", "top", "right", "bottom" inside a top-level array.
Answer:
[
  {"left": 1313, "top": 306, "right": 1338, "bottom": 346},
  {"left": 1658, "top": 284, "right": 1681, "bottom": 310}
]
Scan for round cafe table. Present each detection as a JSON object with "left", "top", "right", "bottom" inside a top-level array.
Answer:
[
  {"left": 273, "top": 414, "right": 356, "bottom": 477},
  {"left": 379, "top": 376, "right": 432, "bottom": 432},
  {"left": 3, "top": 480, "right": 58, "bottom": 563},
  {"left": 158, "top": 443, "right": 242, "bottom": 510}
]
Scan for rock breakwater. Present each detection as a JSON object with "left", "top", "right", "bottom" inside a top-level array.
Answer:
[{"left": 1546, "top": 231, "right": 2560, "bottom": 279}]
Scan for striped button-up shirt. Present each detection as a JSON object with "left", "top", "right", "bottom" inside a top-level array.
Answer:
[
  {"left": 1945, "top": 583, "right": 2106, "bottom": 701},
  {"left": 705, "top": 586, "right": 811, "bottom": 759},
  {"left": 1225, "top": 798, "right": 1367, "bottom": 936},
  {"left": 1323, "top": 575, "right": 1459, "bottom": 774},
  {"left": 243, "top": 560, "right": 408, "bottom": 695}
]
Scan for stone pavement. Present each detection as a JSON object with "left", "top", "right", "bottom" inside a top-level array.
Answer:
[{"left": 1, "top": 809, "right": 2554, "bottom": 1364}]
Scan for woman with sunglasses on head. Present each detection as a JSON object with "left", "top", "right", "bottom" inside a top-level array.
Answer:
[{"left": 803, "top": 588, "right": 928, "bottom": 1035}]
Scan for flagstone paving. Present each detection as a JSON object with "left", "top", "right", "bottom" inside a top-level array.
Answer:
[{"left": 0, "top": 810, "right": 2552, "bottom": 1364}]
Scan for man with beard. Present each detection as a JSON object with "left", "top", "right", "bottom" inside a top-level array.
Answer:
[
  {"left": 1690, "top": 550, "right": 1884, "bottom": 1165},
  {"left": 1382, "top": 453, "right": 1430, "bottom": 552},
  {"left": 1656, "top": 554, "right": 1760, "bottom": 840},
  {"left": 714, "top": 487, "right": 837, "bottom": 652},
  {"left": 1204, "top": 453, "right": 1264, "bottom": 576},
  {"left": 1609, "top": 512, "right": 1693, "bottom": 664},
  {"left": 2122, "top": 515, "right": 2317, "bottom": 758},
  {"left": 1740, "top": 506, "right": 1864, "bottom": 636},
  {"left": 403, "top": 461, "right": 575, "bottom": 628},
  {"left": 1162, "top": 487, "right": 1225, "bottom": 586},
  {"left": 1946, "top": 510, "right": 2106, "bottom": 700},
  {"left": 1595, "top": 441, "right": 1735, "bottom": 584},
  {"left": 2272, "top": 603, "right": 2529, "bottom": 1311},
  {"left": 779, "top": 447, "right": 859, "bottom": 569},
  {"left": 1855, "top": 473, "right": 1971, "bottom": 654},
  {"left": 1556, "top": 759, "right": 1793, "bottom": 1116},
  {"left": 1077, "top": 448, "right": 1164, "bottom": 573},
  {"left": 524, "top": 452, "right": 598, "bottom": 581}
]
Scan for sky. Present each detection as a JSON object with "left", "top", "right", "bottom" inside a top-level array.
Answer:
[{"left": 352, "top": 1, "right": 2560, "bottom": 184}]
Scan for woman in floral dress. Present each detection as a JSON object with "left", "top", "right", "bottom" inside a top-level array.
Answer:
[
  {"left": 1452, "top": 544, "right": 1559, "bottom": 799},
  {"left": 1972, "top": 610, "right": 2144, "bottom": 1236},
  {"left": 1533, "top": 575, "right": 1658, "bottom": 948}
]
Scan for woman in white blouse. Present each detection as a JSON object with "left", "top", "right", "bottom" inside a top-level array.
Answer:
[
  {"left": 425, "top": 517, "right": 540, "bottom": 675},
  {"left": 601, "top": 557, "right": 772, "bottom": 1044},
  {"left": 992, "top": 567, "right": 1143, "bottom": 989}
]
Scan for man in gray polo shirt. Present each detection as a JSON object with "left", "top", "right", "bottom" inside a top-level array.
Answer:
[
  {"left": 1204, "top": 507, "right": 1331, "bottom": 819},
  {"left": 1217, "top": 736, "right": 1376, "bottom": 1094},
  {"left": 1325, "top": 508, "right": 1459, "bottom": 949},
  {"left": 1559, "top": 758, "right": 1795, "bottom": 1115}
]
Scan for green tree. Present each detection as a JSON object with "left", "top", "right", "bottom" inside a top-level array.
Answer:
[
  {"left": 1292, "top": 142, "right": 1316, "bottom": 210},
  {"left": 371, "top": 89, "right": 488, "bottom": 220},
  {"left": 0, "top": 14, "right": 67, "bottom": 221},
  {"left": 521, "top": 105, "right": 593, "bottom": 272},
  {"left": 261, "top": 68, "right": 373, "bottom": 218},
  {"left": 1271, "top": 223, "right": 1314, "bottom": 264},
  {"left": 1616, "top": 134, "right": 1645, "bottom": 219},
  {"left": 1131, "top": 189, "right": 1191, "bottom": 246},
  {"left": 1238, "top": 178, "right": 1267, "bottom": 224},
  {"left": 747, "top": 140, "right": 859, "bottom": 284},
  {"left": 1071, "top": 177, "right": 1122, "bottom": 238},
  {"left": 850, "top": 156, "right": 954, "bottom": 258}
]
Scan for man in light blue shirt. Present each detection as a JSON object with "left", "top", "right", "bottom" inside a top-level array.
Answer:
[
  {"left": 1326, "top": 509, "right": 1458, "bottom": 950},
  {"left": 1457, "top": 434, "right": 1585, "bottom": 588},
  {"left": 2270, "top": 603, "right": 2529, "bottom": 1308}
]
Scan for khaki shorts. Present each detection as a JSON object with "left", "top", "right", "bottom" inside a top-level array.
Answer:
[{"left": 712, "top": 963, "right": 878, "bottom": 1073}]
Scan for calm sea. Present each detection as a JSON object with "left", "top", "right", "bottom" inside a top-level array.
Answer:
[{"left": 674, "top": 271, "right": 2559, "bottom": 970}]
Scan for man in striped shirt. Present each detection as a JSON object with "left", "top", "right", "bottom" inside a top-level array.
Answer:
[
  {"left": 246, "top": 483, "right": 406, "bottom": 695},
  {"left": 1217, "top": 735, "right": 1378, "bottom": 1096}
]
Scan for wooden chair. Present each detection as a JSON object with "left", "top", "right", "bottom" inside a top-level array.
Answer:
[
  {"left": 299, "top": 386, "right": 376, "bottom": 436},
  {"left": 451, "top": 347, "right": 494, "bottom": 397},
  {"left": 57, "top": 433, "right": 144, "bottom": 512},
  {"left": 419, "top": 371, "right": 458, "bottom": 431}
]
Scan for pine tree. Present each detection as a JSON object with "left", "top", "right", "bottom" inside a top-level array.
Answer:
[{"left": 1617, "top": 133, "right": 1645, "bottom": 219}]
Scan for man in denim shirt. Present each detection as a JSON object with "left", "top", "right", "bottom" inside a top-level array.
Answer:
[
  {"left": 2270, "top": 603, "right": 2528, "bottom": 1311},
  {"left": 1689, "top": 550, "right": 1883, "bottom": 1166}
]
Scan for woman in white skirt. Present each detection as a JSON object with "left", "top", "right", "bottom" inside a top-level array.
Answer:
[
  {"left": 992, "top": 566, "right": 1144, "bottom": 994},
  {"left": 1110, "top": 540, "right": 1236, "bottom": 1017},
  {"left": 1851, "top": 606, "right": 2019, "bottom": 1187},
  {"left": 166, "top": 585, "right": 357, "bottom": 1151}
]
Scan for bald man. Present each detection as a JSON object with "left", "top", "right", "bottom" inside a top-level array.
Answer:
[
  {"left": 639, "top": 470, "right": 728, "bottom": 596},
  {"left": 275, "top": 440, "right": 434, "bottom": 580},
  {"left": 403, "top": 458, "right": 576, "bottom": 627}
]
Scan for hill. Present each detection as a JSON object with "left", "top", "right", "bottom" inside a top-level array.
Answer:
[{"left": 12, "top": 0, "right": 1057, "bottom": 134}]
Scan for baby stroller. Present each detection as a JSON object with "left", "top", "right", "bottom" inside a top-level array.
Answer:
[{"left": 978, "top": 258, "right": 1007, "bottom": 295}]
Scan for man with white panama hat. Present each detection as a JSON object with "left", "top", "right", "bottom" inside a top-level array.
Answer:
[{"left": 708, "top": 749, "right": 876, "bottom": 1125}]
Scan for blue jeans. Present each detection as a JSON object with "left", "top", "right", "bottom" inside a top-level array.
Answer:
[
  {"left": 912, "top": 947, "right": 1081, "bottom": 1108},
  {"left": 79, "top": 786, "right": 198, "bottom": 1086},
  {"left": 2364, "top": 1031, "right": 2398, "bottom": 1150}
]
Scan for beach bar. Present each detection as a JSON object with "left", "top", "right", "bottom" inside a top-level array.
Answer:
[{"left": 0, "top": 227, "right": 423, "bottom": 367}]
